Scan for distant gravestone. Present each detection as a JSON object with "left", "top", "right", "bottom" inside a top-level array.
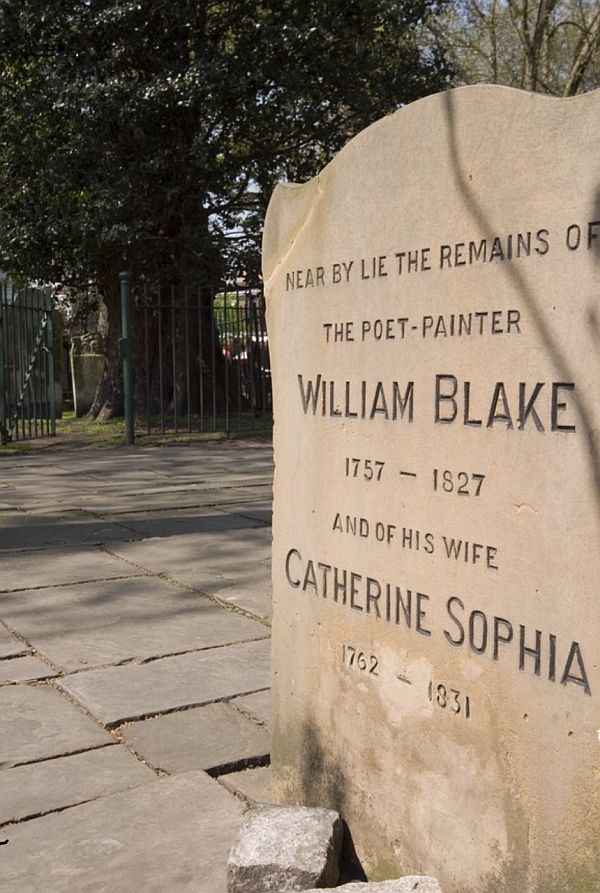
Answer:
[
  {"left": 70, "top": 333, "right": 106, "bottom": 417},
  {"left": 263, "top": 86, "right": 600, "bottom": 893}
]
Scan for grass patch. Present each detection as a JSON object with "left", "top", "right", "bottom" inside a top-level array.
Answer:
[
  {"left": 56, "top": 410, "right": 125, "bottom": 437},
  {"left": 0, "top": 410, "right": 272, "bottom": 455}
]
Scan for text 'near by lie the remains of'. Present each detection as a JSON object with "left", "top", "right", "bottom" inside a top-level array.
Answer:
[{"left": 264, "top": 86, "right": 600, "bottom": 893}]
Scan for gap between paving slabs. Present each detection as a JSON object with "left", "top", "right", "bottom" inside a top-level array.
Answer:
[
  {"left": 0, "top": 675, "right": 273, "bottom": 838},
  {"left": 0, "top": 443, "right": 275, "bottom": 888},
  {"left": 1, "top": 598, "right": 272, "bottom": 786},
  {"left": 100, "top": 544, "right": 272, "bottom": 630},
  {"left": 0, "top": 532, "right": 272, "bottom": 682}
]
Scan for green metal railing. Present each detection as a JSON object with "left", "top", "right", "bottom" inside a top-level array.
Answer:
[
  {"left": 0, "top": 280, "right": 55, "bottom": 444},
  {"left": 120, "top": 275, "right": 271, "bottom": 445}
]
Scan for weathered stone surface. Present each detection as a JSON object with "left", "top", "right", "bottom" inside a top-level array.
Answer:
[
  {"left": 0, "top": 770, "right": 243, "bottom": 892},
  {"left": 0, "top": 744, "right": 154, "bottom": 823},
  {"left": 110, "top": 526, "right": 272, "bottom": 577},
  {"left": 107, "top": 508, "right": 267, "bottom": 539},
  {"left": 0, "top": 511, "right": 136, "bottom": 551},
  {"left": 221, "top": 766, "right": 273, "bottom": 804},
  {"left": 301, "top": 880, "right": 442, "bottom": 893},
  {"left": 0, "top": 655, "right": 56, "bottom": 684},
  {"left": 211, "top": 575, "right": 273, "bottom": 621},
  {"left": 220, "top": 498, "right": 273, "bottom": 526},
  {"left": 109, "top": 530, "right": 273, "bottom": 619},
  {"left": 70, "top": 334, "right": 105, "bottom": 415},
  {"left": 0, "top": 443, "right": 273, "bottom": 890},
  {"left": 0, "top": 626, "right": 27, "bottom": 658},
  {"left": 264, "top": 85, "right": 600, "bottom": 893},
  {"left": 227, "top": 804, "right": 342, "bottom": 892},
  {"left": 0, "top": 684, "right": 112, "bottom": 767},
  {"left": 1, "top": 575, "right": 266, "bottom": 671},
  {"left": 0, "top": 544, "right": 139, "bottom": 591},
  {"left": 121, "top": 701, "right": 270, "bottom": 773},
  {"left": 233, "top": 689, "right": 272, "bottom": 725},
  {"left": 59, "top": 637, "right": 271, "bottom": 725},
  {"left": 70, "top": 485, "right": 264, "bottom": 515}
]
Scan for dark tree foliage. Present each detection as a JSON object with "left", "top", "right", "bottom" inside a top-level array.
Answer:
[{"left": 0, "top": 0, "right": 450, "bottom": 415}]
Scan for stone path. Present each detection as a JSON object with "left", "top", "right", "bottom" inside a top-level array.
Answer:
[{"left": 0, "top": 441, "right": 274, "bottom": 892}]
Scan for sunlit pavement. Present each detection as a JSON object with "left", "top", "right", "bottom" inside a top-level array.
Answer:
[{"left": 0, "top": 441, "right": 273, "bottom": 892}]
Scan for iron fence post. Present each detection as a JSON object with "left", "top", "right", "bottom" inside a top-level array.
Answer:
[
  {"left": 45, "top": 290, "right": 56, "bottom": 436},
  {"left": 120, "top": 270, "right": 134, "bottom": 446},
  {"left": 0, "top": 283, "right": 6, "bottom": 443}
]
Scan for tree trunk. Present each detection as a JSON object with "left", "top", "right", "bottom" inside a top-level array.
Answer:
[{"left": 86, "top": 276, "right": 123, "bottom": 420}]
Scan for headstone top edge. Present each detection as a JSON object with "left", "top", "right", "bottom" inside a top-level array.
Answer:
[{"left": 268, "top": 82, "right": 600, "bottom": 196}]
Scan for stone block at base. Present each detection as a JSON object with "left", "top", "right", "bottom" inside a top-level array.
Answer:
[
  {"left": 300, "top": 879, "right": 442, "bottom": 892},
  {"left": 227, "top": 804, "right": 342, "bottom": 892}
]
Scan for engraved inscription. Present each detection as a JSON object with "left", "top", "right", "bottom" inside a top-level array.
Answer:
[
  {"left": 342, "top": 644, "right": 380, "bottom": 676},
  {"left": 284, "top": 549, "right": 591, "bottom": 695},
  {"left": 344, "top": 457, "right": 385, "bottom": 481},
  {"left": 432, "top": 469, "right": 485, "bottom": 497},
  {"left": 429, "top": 681, "right": 472, "bottom": 719},
  {"left": 297, "top": 374, "right": 577, "bottom": 433}
]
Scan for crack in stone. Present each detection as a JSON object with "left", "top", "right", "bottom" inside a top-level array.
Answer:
[
  {"left": 99, "top": 545, "right": 272, "bottom": 629},
  {"left": 102, "top": 686, "right": 272, "bottom": 729},
  {"left": 108, "top": 727, "right": 169, "bottom": 779},
  {"left": 206, "top": 752, "right": 270, "bottom": 779},
  {"left": 153, "top": 573, "right": 273, "bottom": 629},
  {"left": 0, "top": 572, "right": 149, "bottom": 595},
  {"left": 0, "top": 777, "right": 154, "bottom": 830},
  {"left": 138, "top": 635, "right": 271, "bottom": 665},
  {"left": 7, "top": 742, "right": 117, "bottom": 771},
  {"left": 0, "top": 537, "right": 140, "bottom": 556},
  {"left": 48, "top": 636, "right": 271, "bottom": 680},
  {"left": 228, "top": 699, "right": 270, "bottom": 729},
  {"left": 46, "top": 678, "right": 118, "bottom": 735},
  {"left": 0, "top": 620, "right": 61, "bottom": 675}
]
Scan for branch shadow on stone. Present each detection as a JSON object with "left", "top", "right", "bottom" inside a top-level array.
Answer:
[{"left": 442, "top": 89, "right": 600, "bottom": 519}]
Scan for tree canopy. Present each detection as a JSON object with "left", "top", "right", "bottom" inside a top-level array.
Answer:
[
  {"left": 0, "top": 0, "right": 450, "bottom": 291},
  {"left": 428, "top": 0, "right": 600, "bottom": 96},
  {"left": 0, "top": 0, "right": 450, "bottom": 416}
]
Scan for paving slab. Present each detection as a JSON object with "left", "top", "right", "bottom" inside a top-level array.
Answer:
[
  {"left": 0, "top": 655, "right": 56, "bottom": 684},
  {"left": 156, "top": 558, "right": 272, "bottom": 596},
  {"left": 0, "top": 769, "right": 244, "bottom": 893},
  {"left": 0, "top": 441, "right": 273, "bottom": 891},
  {"left": 0, "top": 484, "right": 83, "bottom": 507},
  {"left": 109, "top": 527, "right": 272, "bottom": 576},
  {"left": 121, "top": 702, "right": 270, "bottom": 774},
  {"left": 0, "top": 544, "right": 141, "bottom": 592},
  {"left": 220, "top": 499, "right": 273, "bottom": 525},
  {"left": 1, "top": 575, "right": 267, "bottom": 672},
  {"left": 107, "top": 530, "right": 273, "bottom": 615},
  {"left": 211, "top": 574, "right": 272, "bottom": 621},
  {"left": 232, "top": 689, "right": 271, "bottom": 726},
  {"left": 155, "top": 447, "right": 272, "bottom": 478},
  {"left": 0, "top": 744, "right": 155, "bottom": 824},
  {"left": 61, "top": 486, "right": 259, "bottom": 515},
  {"left": 59, "top": 638, "right": 271, "bottom": 726},
  {"left": 0, "top": 626, "right": 28, "bottom": 658},
  {"left": 0, "top": 684, "right": 112, "bottom": 767},
  {"left": 220, "top": 766, "right": 273, "bottom": 804},
  {"left": 108, "top": 508, "right": 267, "bottom": 539},
  {"left": 0, "top": 512, "right": 137, "bottom": 551}
]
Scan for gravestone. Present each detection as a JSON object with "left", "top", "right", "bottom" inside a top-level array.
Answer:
[
  {"left": 263, "top": 86, "right": 600, "bottom": 893},
  {"left": 70, "top": 333, "right": 106, "bottom": 417}
]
